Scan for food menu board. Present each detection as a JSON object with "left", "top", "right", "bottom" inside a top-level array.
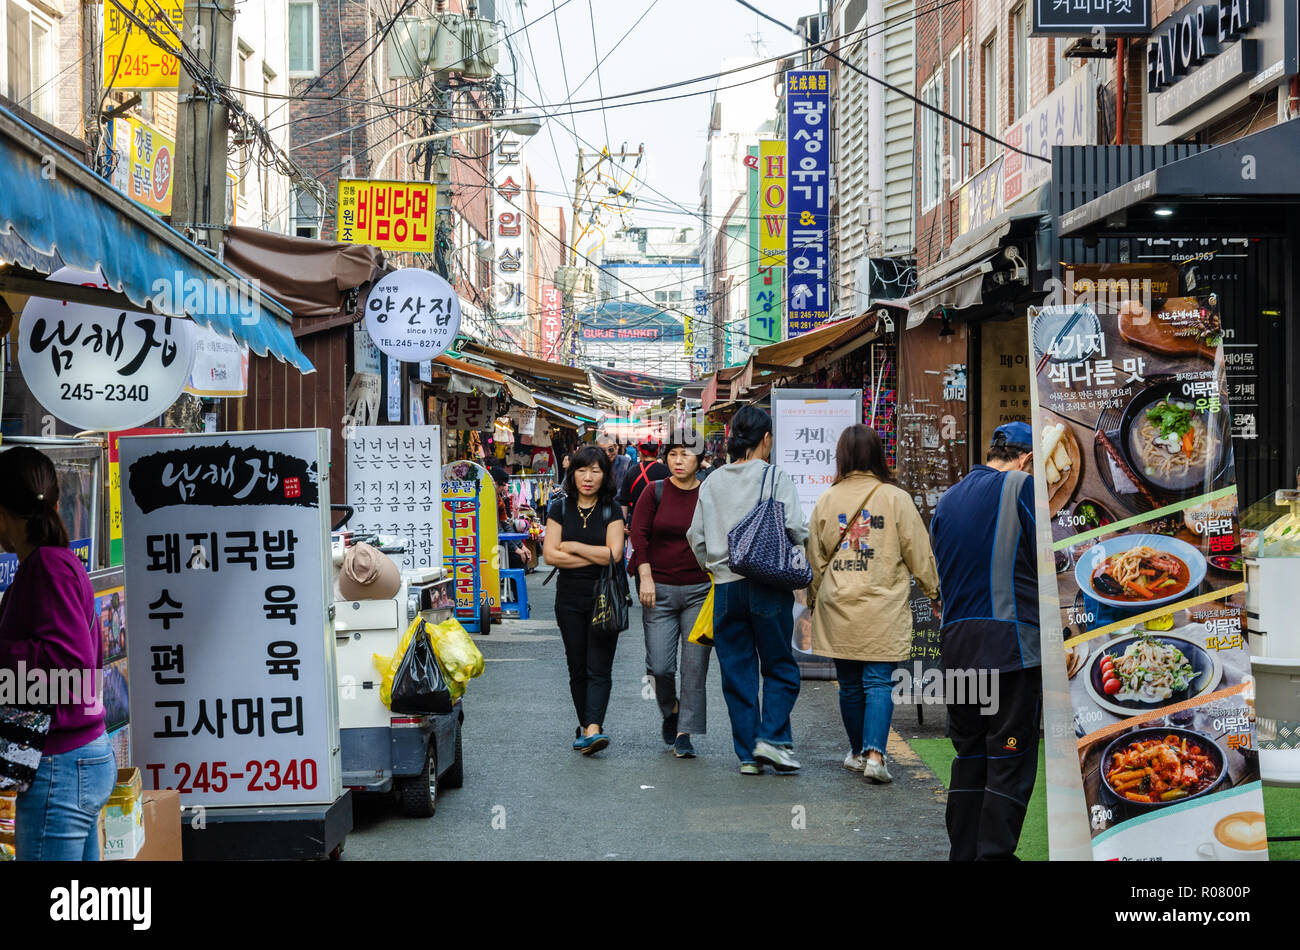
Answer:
[
  {"left": 770, "top": 388, "right": 862, "bottom": 520},
  {"left": 346, "top": 426, "right": 443, "bottom": 573},
  {"left": 1027, "top": 298, "right": 1267, "bottom": 860}
]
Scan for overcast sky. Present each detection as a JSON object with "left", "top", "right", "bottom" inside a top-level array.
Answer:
[{"left": 504, "top": 0, "right": 806, "bottom": 229}]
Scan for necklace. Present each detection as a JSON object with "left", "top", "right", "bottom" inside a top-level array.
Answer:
[{"left": 576, "top": 503, "right": 597, "bottom": 528}]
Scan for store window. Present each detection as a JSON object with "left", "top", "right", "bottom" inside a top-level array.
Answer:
[
  {"left": 237, "top": 46, "right": 250, "bottom": 199},
  {"left": 291, "top": 186, "right": 320, "bottom": 239},
  {"left": 982, "top": 34, "right": 998, "bottom": 162},
  {"left": 1011, "top": 5, "right": 1027, "bottom": 119},
  {"left": 920, "top": 70, "right": 942, "bottom": 211},
  {"left": 1053, "top": 37, "right": 1069, "bottom": 90},
  {"left": 4, "top": 0, "right": 54, "bottom": 123},
  {"left": 288, "top": 1, "right": 319, "bottom": 77},
  {"left": 949, "top": 45, "right": 967, "bottom": 185}
]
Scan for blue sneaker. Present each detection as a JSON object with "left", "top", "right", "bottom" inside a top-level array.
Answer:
[{"left": 577, "top": 733, "right": 610, "bottom": 756}]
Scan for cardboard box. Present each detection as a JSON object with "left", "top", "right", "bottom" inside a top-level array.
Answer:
[
  {"left": 101, "top": 767, "right": 145, "bottom": 860},
  {"left": 129, "top": 790, "right": 182, "bottom": 861}
]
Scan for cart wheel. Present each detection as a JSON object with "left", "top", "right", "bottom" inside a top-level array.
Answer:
[
  {"left": 478, "top": 601, "right": 492, "bottom": 634},
  {"left": 329, "top": 837, "right": 346, "bottom": 860},
  {"left": 443, "top": 720, "right": 464, "bottom": 789},
  {"left": 397, "top": 742, "right": 437, "bottom": 817}
]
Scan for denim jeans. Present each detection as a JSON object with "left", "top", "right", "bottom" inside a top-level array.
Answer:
[
  {"left": 833, "top": 659, "right": 898, "bottom": 758},
  {"left": 642, "top": 580, "right": 712, "bottom": 735},
  {"left": 16, "top": 731, "right": 116, "bottom": 861},
  {"left": 711, "top": 579, "right": 800, "bottom": 762}
]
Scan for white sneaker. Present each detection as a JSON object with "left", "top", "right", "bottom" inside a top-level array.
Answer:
[
  {"left": 842, "top": 751, "right": 866, "bottom": 772},
  {"left": 753, "top": 740, "right": 801, "bottom": 772},
  {"left": 863, "top": 756, "right": 892, "bottom": 784}
]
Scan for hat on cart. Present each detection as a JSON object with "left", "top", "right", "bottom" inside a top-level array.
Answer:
[{"left": 338, "top": 542, "right": 401, "bottom": 602}]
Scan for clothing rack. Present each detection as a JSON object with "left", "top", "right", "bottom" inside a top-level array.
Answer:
[{"left": 507, "top": 474, "right": 557, "bottom": 513}]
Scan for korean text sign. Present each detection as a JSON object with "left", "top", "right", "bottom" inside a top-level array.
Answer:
[
  {"left": 119, "top": 430, "right": 340, "bottom": 806},
  {"left": 690, "top": 287, "right": 711, "bottom": 371},
  {"left": 759, "top": 139, "right": 787, "bottom": 267},
  {"left": 364, "top": 267, "right": 462, "bottom": 362},
  {"left": 336, "top": 179, "right": 435, "bottom": 253},
  {"left": 771, "top": 388, "right": 863, "bottom": 519},
  {"left": 346, "top": 426, "right": 443, "bottom": 573},
  {"left": 785, "top": 70, "right": 831, "bottom": 337},
  {"left": 109, "top": 116, "right": 174, "bottom": 214},
  {"left": 748, "top": 144, "right": 783, "bottom": 346},
  {"left": 102, "top": 0, "right": 183, "bottom": 89},
  {"left": 493, "top": 136, "right": 528, "bottom": 319},
  {"left": 541, "top": 285, "right": 563, "bottom": 361}
]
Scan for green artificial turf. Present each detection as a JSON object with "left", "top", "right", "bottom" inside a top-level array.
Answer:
[{"left": 909, "top": 737, "right": 1300, "bottom": 860}]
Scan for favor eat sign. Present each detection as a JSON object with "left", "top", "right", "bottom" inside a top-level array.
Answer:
[
  {"left": 18, "top": 267, "right": 196, "bottom": 431},
  {"left": 363, "top": 268, "right": 462, "bottom": 362}
]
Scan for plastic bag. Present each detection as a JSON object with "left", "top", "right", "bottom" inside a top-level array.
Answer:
[
  {"left": 687, "top": 580, "right": 715, "bottom": 646},
  {"left": 373, "top": 617, "right": 421, "bottom": 709},
  {"left": 389, "top": 621, "right": 453, "bottom": 715},
  {"left": 427, "top": 618, "right": 485, "bottom": 700}
]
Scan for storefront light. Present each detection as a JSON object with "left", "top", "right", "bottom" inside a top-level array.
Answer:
[{"left": 1154, "top": 207, "right": 1175, "bottom": 217}]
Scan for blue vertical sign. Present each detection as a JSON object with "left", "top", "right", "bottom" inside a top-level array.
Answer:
[
  {"left": 785, "top": 69, "right": 830, "bottom": 337},
  {"left": 692, "top": 287, "right": 711, "bottom": 373}
]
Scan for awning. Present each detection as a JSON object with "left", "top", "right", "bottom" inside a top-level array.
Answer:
[
  {"left": 434, "top": 354, "right": 505, "bottom": 396},
  {"left": 1058, "top": 120, "right": 1300, "bottom": 237},
  {"left": 458, "top": 341, "right": 591, "bottom": 390},
  {"left": 0, "top": 103, "right": 311, "bottom": 373},
  {"left": 906, "top": 209, "right": 1043, "bottom": 329},
  {"left": 534, "top": 393, "right": 604, "bottom": 424},
  {"left": 752, "top": 314, "right": 878, "bottom": 371},
  {"left": 502, "top": 376, "right": 536, "bottom": 409},
  {"left": 223, "top": 227, "right": 386, "bottom": 320}
]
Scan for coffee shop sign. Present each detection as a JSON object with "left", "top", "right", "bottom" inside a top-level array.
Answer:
[{"left": 1146, "top": 0, "right": 1263, "bottom": 91}]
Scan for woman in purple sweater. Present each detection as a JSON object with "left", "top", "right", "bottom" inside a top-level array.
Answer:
[{"left": 0, "top": 447, "right": 114, "bottom": 860}]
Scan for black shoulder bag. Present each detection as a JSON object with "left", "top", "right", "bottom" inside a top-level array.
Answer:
[{"left": 590, "top": 502, "right": 631, "bottom": 635}]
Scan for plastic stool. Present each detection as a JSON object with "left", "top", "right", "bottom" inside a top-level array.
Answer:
[{"left": 500, "top": 568, "right": 530, "bottom": 619}]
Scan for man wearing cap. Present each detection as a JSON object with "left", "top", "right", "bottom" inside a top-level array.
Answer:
[
  {"left": 929, "top": 420, "right": 1041, "bottom": 861},
  {"left": 619, "top": 441, "right": 670, "bottom": 521}
]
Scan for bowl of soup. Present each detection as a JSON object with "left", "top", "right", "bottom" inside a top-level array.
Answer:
[{"left": 1119, "top": 379, "right": 1230, "bottom": 495}]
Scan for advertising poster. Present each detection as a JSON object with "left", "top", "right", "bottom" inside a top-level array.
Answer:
[
  {"left": 1027, "top": 297, "right": 1267, "bottom": 860},
  {"left": 185, "top": 325, "right": 249, "bottom": 397},
  {"left": 784, "top": 69, "right": 830, "bottom": 337},
  {"left": 441, "top": 460, "right": 501, "bottom": 618},
  {"left": 97, "top": 585, "right": 131, "bottom": 758},
  {"left": 346, "top": 426, "right": 442, "bottom": 573},
  {"left": 118, "top": 430, "right": 340, "bottom": 807}
]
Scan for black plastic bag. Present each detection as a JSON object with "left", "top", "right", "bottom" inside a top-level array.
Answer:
[
  {"left": 591, "top": 557, "right": 631, "bottom": 636},
  {"left": 390, "top": 622, "right": 453, "bottom": 715}
]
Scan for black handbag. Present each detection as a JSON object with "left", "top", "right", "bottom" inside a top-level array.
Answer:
[
  {"left": 390, "top": 621, "right": 454, "bottom": 715},
  {"left": 591, "top": 555, "right": 632, "bottom": 635}
]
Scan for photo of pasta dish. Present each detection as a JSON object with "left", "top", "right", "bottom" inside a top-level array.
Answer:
[{"left": 1103, "top": 633, "right": 1197, "bottom": 703}]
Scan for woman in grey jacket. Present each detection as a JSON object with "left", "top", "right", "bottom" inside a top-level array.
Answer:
[{"left": 688, "top": 406, "right": 809, "bottom": 774}]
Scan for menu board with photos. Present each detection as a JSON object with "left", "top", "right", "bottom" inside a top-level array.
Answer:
[
  {"left": 1027, "top": 294, "right": 1267, "bottom": 861},
  {"left": 346, "top": 426, "right": 443, "bottom": 573}
]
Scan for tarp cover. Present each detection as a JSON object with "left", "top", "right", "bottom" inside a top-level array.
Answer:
[{"left": 223, "top": 226, "right": 387, "bottom": 319}]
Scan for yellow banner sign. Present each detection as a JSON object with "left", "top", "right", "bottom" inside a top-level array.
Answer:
[
  {"left": 102, "top": 0, "right": 183, "bottom": 90},
  {"left": 759, "top": 139, "right": 787, "bottom": 267},
  {"left": 337, "top": 179, "right": 436, "bottom": 253},
  {"left": 109, "top": 116, "right": 173, "bottom": 214}
]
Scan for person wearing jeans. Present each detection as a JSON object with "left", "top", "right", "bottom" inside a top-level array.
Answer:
[
  {"left": 688, "top": 406, "right": 808, "bottom": 774},
  {"left": 630, "top": 434, "right": 711, "bottom": 757},
  {"left": 0, "top": 447, "right": 116, "bottom": 860},
  {"left": 807, "top": 425, "right": 940, "bottom": 783}
]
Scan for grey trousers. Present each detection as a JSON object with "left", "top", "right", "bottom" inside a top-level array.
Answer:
[{"left": 642, "top": 580, "right": 712, "bottom": 735}]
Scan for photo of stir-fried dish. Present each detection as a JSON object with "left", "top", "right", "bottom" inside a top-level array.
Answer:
[
  {"left": 1105, "top": 734, "right": 1220, "bottom": 804},
  {"left": 1129, "top": 398, "right": 1218, "bottom": 491},
  {"left": 1092, "top": 545, "right": 1190, "bottom": 602},
  {"left": 1101, "top": 634, "right": 1197, "bottom": 703}
]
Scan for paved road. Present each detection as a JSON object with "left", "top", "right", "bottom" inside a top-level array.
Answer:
[{"left": 345, "top": 569, "right": 951, "bottom": 860}]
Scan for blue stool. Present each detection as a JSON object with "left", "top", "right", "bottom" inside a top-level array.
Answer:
[{"left": 500, "top": 568, "right": 530, "bottom": 620}]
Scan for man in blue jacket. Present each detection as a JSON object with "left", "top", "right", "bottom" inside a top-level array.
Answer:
[{"left": 930, "top": 421, "right": 1041, "bottom": 861}]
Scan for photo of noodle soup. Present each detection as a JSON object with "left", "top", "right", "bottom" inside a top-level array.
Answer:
[
  {"left": 1075, "top": 534, "right": 1207, "bottom": 610},
  {"left": 1119, "top": 381, "right": 1228, "bottom": 495}
]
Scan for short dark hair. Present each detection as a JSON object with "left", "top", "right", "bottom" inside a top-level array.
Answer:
[
  {"left": 727, "top": 406, "right": 773, "bottom": 462},
  {"left": 0, "top": 446, "right": 70, "bottom": 548},
  {"left": 986, "top": 443, "right": 1032, "bottom": 463},
  {"left": 833, "top": 424, "right": 895, "bottom": 485},
  {"left": 563, "top": 444, "right": 616, "bottom": 505}
]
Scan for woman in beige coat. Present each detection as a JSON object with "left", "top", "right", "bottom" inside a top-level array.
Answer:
[{"left": 808, "top": 424, "right": 940, "bottom": 783}]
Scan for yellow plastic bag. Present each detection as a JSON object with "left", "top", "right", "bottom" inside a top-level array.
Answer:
[
  {"left": 372, "top": 616, "right": 422, "bottom": 709},
  {"left": 687, "top": 581, "right": 715, "bottom": 646},
  {"left": 427, "top": 618, "right": 485, "bottom": 700}
]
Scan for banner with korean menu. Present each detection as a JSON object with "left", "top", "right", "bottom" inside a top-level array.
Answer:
[{"left": 1027, "top": 295, "right": 1267, "bottom": 860}]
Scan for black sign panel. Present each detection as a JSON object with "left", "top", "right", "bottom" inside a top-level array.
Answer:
[{"left": 1032, "top": 0, "right": 1151, "bottom": 36}]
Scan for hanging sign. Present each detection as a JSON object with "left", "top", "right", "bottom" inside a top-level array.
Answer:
[
  {"left": 18, "top": 266, "right": 196, "bottom": 431},
  {"left": 541, "top": 284, "right": 563, "bottom": 361},
  {"left": 353, "top": 324, "right": 382, "bottom": 375},
  {"left": 101, "top": 0, "right": 184, "bottom": 90},
  {"left": 347, "top": 426, "right": 442, "bottom": 572},
  {"left": 1027, "top": 297, "right": 1266, "bottom": 860},
  {"left": 784, "top": 70, "right": 831, "bottom": 337},
  {"left": 492, "top": 136, "right": 528, "bottom": 322},
  {"left": 771, "top": 388, "right": 863, "bottom": 519},
  {"left": 748, "top": 144, "right": 783, "bottom": 346},
  {"left": 759, "top": 139, "right": 788, "bottom": 267},
  {"left": 1031, "top": 0, "right": 1151, "bottom": 35},
  {"left": 185, "top": 325, "right": 248, "bottom": 397},
  {"left": 119, "top": 429, "right": 340, "bottom": 806},
  {"left": 385, "top": 355, "right": 402, "bottom": 422},
  {"left": 108, "top": 115, "right": 174, "bottom": 214},
  {"left": 336, "top": 179, "right": 435, "bottom": 253},
  {"left": 364, "top": 267, "right": 461, "bottom": 362}
]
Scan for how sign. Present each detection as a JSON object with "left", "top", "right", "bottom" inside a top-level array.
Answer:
[
  {"left": 346, "top": 426, "right": 443, "bottom": 572},
  {"left": 102, "top": 0, "right": 183, "bottom": 89},
  {"left": 364, "top": 267, "right": 461, "bottom": 362},
  {"left": 337, "top": 179, "right": 435, "bottom": 253},
  {"left": 759, "top": 139, "right": 787, "bottom": 267},
  {"left": 18, "top": 267, "right": 196, "bottom": 431},
  {"left": 119, "top": 429, "right": 340, "bottom": 806},
  {"left": 441, "top": 460, "right": 500, "bottom": 618},
  {"left": 748, "top": 144, "right": 782, "bottom": 347},
  {"left": 1032, "top": 0, "right": 1151, "bottom": 35},
  {"left": 785, "top": 70, "right": 831, "bottom": 337},
  {"left": 1002, "top": 65, "right": 1097, "bottom": 207},
  {"left": 771, "top": 388, "right": 863, "bottom": 519}
]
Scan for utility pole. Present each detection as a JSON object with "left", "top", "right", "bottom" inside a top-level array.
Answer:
[{"left": 172, "top": 0, "right": 235, "bottom": 249}]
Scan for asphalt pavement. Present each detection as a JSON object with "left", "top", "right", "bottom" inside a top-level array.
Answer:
[{"left": 345, "top": 567, "right": 952, "bottom": 860}]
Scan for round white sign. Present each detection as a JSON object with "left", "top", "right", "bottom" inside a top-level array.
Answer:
[
  {"left": 18, "top": 267, "right": 196, "bottom": 431},
  {"left": 363, "top": 267, "right": 462, "bottom": 362}
]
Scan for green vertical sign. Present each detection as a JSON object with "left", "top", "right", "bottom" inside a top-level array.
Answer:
[{"left": 748, "top": 145, "right": 782, "bottom": 347}]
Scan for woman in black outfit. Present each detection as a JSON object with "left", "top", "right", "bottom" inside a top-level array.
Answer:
[{"left": 542, "top": 444, "right": 626, "bottom": 755}]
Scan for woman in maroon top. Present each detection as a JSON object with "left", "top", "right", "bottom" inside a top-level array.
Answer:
[
  {"left": 0, "top": 447, "right": 114, "bottom": 860},
  {"left": 629, "top": 433, "right": 711, "bottom": 758}
]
